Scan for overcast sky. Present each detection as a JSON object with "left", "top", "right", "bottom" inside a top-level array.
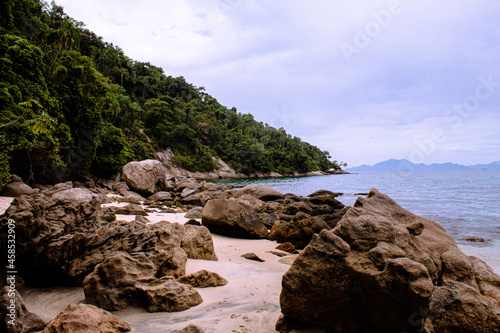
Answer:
[{"left": 56, "top": 0, "right": 500, "bottom": 167}]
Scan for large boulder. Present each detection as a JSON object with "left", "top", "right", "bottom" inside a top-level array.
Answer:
[
  {"left": 178, "top": 224, "right": 218, "bottom": 261},
  {"left": 181, "top": 190, "right": 230, "bottom": 206},
  {"left": 83, "top": 251, "right": 203, "bottom": 313},
  {"left": 202, "top": 199, "right": 268, "bottom": 239},
  {"left": 0, "top": 182, "right": 37, "bottom": 197},
  {"left": 122, "top": 159, "right": 170, "bottom": 196},
  {"left": 42, "top": 303, "right": 131, "bottom": 333},
  {"left": 83, "top": 252, "right": 157, "bottom": 311},
  {"left": 135, "top": 278, "right": 203, "bottom": 312},
  {"left": 277, "top": 188, "right": 500, "bottom": 333},
  {"left": 52, "top": 188, "right": 93, "bottom": 203},
  {"left": 0, "top": 287, "right": 47, "bottom": 333},
  {"left": 232, "top": 184, "right": 284, "bottom": 201}
]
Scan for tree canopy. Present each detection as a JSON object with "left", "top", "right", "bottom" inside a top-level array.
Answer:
[{"left": 0, "top": 0, "right": 341, "bottom": 187}]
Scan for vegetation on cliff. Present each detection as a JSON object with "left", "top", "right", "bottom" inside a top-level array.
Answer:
[{"left": 0, "top": 0, "right": 340, "bottom": 187}]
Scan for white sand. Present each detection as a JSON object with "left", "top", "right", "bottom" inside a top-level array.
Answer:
[{"left": 0, "top": 197, "right": 13, "bottom": 215}]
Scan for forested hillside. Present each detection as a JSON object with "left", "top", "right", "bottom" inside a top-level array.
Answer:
[{"left": 0, "top": 0, "right": 340, "bottom": 187}]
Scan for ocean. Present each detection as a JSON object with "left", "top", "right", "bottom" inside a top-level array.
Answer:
[{"left": 216, "top": 169, "right": 500, "bottom": 272}]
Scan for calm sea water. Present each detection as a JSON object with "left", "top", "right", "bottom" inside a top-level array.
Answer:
[{"left": 216, "top": 169, "right": 500, "bottom": 271}]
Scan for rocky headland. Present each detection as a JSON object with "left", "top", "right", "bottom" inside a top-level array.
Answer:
[{"left": 0, "top": 165, "right": 499, "bottom": 332}]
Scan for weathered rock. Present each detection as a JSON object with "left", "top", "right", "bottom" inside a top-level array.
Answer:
[
  {"left": 184, "top": 206, "right": 203, "bottom": 219},
  {"left": 283, "top": 201, "right": 313, "bottom": 215},
  {"left": 181, "top": 190, "right": 230, "bottom": 206},
  {"left": 115, "top": 204, "right": 148, "bottom": 216},
  {"left": 42, "top": 303, "right": 131, "bottom": 333},
  {"left": 136, "top": 278, "right": 203, "bottom": 312},
  {"left": 0, "top": 182, "right": 37, "bottom": 197},
  {"left": 148, "top": 191, "right": 173, "bottom": 202},
  {"left": 241, "top": 253, "right": 265, "bottom": 262},
  {"left": 202, "top": 199, "right": 268, "bottom": 239},
  {"left": 278, "top": 188, "right": 500, "bottom": 333},
  {"left": 307, "top": 194, "right": 344, "bottom": 209},
  {"left": 307, "top": 189, "right": 342, "bottom": 197},
  {"left": 0, "top": 195, "right": 196, "bottom": 286},
  {"left": 173, "top": 324, "right": 205, "bottom": 333},
  {"left": 185, "top": 219, "right": 202, "bottom": 226},
  {"left": 177, "top": 270, "right": 228, "bottom": 288},
  {"left": 175, "top": 178, "right": 202, "bottom": 191},
  {"left": 0, "top": 287, "right": 47, "bottom": 333},
  {"left": 232, "top": 184, "right": 284, "bottom": 201},
  {"left": 276, "top": 242, "right": 298, "bottom": 254},
  {"left": 258, "top": 213, "right": 278, "bottom": 229},
  {"left": 83, "top": 252, "right": 157, "bottom": 311},
  {"left": 41, "top": 182, "right": 73, "bottom": 197},
  {"left": 52, "top": 188, "right": 93, "bottom": 203},
  {"left": 11, "top": 174, "right": 23, "bottom": 183},
  {"left": 134, "top": 215, "right": 150, "bottom": 224},
  {"left": 178, "top": 224, "right": 218, "bottom": 261},
  {"left": 268, "top": 216, "right": 330, "bottom": 249},
  {"left": 122, "top": 159, "right": 170, "bottom": 196},
  {"left": 423, "top": 281, "right": 500, "bottom": 332}
]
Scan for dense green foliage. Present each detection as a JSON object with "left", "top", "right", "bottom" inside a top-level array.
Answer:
[{"left": 0, "top": 0, "right": 340, "bottom": 186}]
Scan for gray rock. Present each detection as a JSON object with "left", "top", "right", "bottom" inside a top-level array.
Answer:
[
  {"left": 122, "top": 159, "right": 170, "bottom": 196},
  {"left": 52, "top": 188, "right": 93, "bottom": 203},
  {"left": 148, "top": 191, "right": 173, "bottom": 202},
  {"left": 184, "top": 206, "right": 203, "bottom": 219},
  {"left": 1, "top": 182, "right": 37, "bottom": 197},
  {"left": 232, "top": 184, "right": 284, "bottom": 201}
]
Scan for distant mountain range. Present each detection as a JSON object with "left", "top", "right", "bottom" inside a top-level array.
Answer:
[{"left": 346, "top": 159, "right": 500, "bottom": 172}]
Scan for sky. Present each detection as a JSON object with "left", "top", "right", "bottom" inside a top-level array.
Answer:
[{"left": 55, "top": 0, "right": 500, "bottom": 167}]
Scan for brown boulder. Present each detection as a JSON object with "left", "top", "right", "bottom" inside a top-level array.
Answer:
[
  {"left": 177, "top": 269, "right": 228, "bottom": 288},
  {"left": 178, "top": 224, "right": 218, "bottom": 261},
  {"left": 83, "top": 251, "right": 157, "bottom": 311},
  {"left": 202, "top": 199, "right": 268, "bottom": 239},
  {"left": 42, "top": 303, "right": 131, "bottom": 333},
  {"left": 232, "top": 184, "right": 284, "bottom": 201},
  {"left": 0, "top": 182, "right": 37, "bottom": 197},
  {"left": 278, "top": 188, "right": 500, "bottom": 333},
  {"left": 135, "top": 278, "right": 203, "bottom": 312},
  {"left": 276, "top": 242, "right": 298, "bottom": 254},
  {"left": 122, "top": 159, "right": 170, "bottom": 196}
]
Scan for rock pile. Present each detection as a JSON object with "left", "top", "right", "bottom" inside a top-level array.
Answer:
[
  {"left": 277, "top": 188, "right": 500, "bottom": 333},
  {"left": 0, "top": 192, "right": 217, "bottom": 287}
]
